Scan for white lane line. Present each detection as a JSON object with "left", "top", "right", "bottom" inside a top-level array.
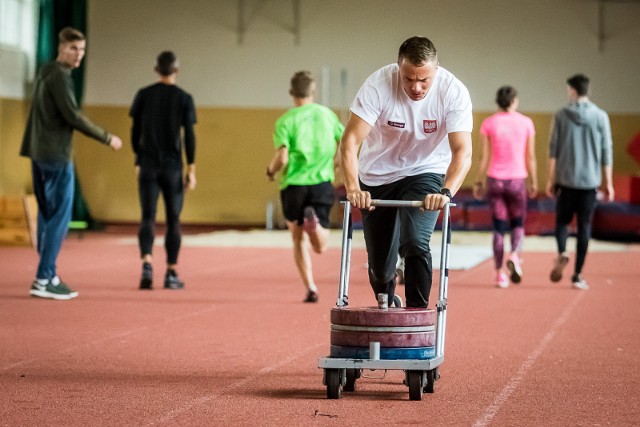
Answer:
[
  {"left": 472, "top": 291, "right": 586, "bottom": 427},
  {"left": 152, "top": 343, "right": 325, "bottom": 425}
]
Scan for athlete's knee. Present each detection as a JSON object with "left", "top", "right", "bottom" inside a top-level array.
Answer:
[
  {"left": 509, "top": 217, "right": 524, "bottom": 229},
  {"left": 399, "top": 238, "right": 431, "bottom": 258},
  {"left": 493, "top": 218, "right": 508, "bottom": 234},
  {"left": 368, "top": 265, "right": 395, "bottom": 286}
]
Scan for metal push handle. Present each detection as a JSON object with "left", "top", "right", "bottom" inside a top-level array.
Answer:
[
  {"left": 370, "top": 199, "right": 425, "bottom": 208},
  {"left": 336, "top": 200, "right": 455, "bottom": 311}
]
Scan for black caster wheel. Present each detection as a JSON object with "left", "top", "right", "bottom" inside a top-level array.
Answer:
[
  {"left": 424, "top": 368, "right": 436, "bottom": 393},
  {"left": 326, "top": 369, "right": 342, "bottom": 399},
  {"left": 343, "top": 368, "right": 361, "bottom": 392},
  {"left": 408, "top": 370, "right": 424, "bottom": 401}
]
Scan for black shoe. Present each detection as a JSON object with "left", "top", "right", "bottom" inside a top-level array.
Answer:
[
  {"left": 303, "top": 290, "right": 318, "bottom": 303},
  {"left": 139, "top": 263, "right": 153, "bottom": 290},
  {"left": 164, "top": 270, "right": 184, "bottom": 290}
]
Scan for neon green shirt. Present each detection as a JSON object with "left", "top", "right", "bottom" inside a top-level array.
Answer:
[{"left": 273, "top": 103, "right": 344, "bottom": 189}]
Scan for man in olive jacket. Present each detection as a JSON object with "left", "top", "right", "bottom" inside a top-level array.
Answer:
[{"left": 20, "top": 27, "right": 123, "bottom": 300}]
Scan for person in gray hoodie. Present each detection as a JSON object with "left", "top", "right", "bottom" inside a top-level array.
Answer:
[{"left": 545, "top": 74, "right": 614, "bottom": 290}]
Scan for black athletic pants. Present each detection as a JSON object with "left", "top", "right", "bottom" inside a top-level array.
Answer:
[
  {"left": 554, "top": 185, "right": 598, "bottom": 277},
  {"left": 138, "top": 167, "right": 184, "bottom": 264}
]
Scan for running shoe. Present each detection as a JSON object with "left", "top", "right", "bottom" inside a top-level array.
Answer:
[
  {"left": 303, "top": 206, "right": 319, "bottom": 234},
  {"left": 164, "top": 270, "right": 184, "bottom": 290},
  {"left": 506, "top": 254, "right": 523, "bottom": 284},
  {"left": 29, "top": 279, "right": 78, "bottom": 300},
  {"left": 496, "top": 271, "right": 509, "bottom": 289},
  {"left": 139, "top": 262, "right": 153, "bottom": 290},
  {"left": 304, "top": 289, "right": 318, "bottom": 303},
  {"left": 550, "top": 253, "right": 569, "bottom": 282},
  {"left": 571, "top": 275, "right": 589, "bottom": 290}
]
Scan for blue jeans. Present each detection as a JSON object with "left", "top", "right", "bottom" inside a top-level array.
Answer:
[
  {"left": 32, "top": 160, "right": 74, "bottom": 280},
  {"left": 360, "top": 173, "right": 444, "bottom": 307}
]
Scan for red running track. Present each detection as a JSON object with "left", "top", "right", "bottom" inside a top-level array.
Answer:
[{"left": 1, "top": 232, "right": 639, "bottom": 426}]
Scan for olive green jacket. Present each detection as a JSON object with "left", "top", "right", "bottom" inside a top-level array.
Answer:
[{"left": 20, "top": 61, "right": 111, "bottom": 162}]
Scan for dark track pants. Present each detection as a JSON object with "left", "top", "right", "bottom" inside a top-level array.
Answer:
[
  {"left": 138, "top": 167, "right": 184, "bottom": 264},
  {"left": 554, "top": 185, "right": 597, "bottom": 277},
  {"left": 360, "top": 173, "right": 444, "bottom": 308}
]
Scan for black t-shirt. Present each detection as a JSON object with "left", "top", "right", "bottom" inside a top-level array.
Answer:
[{"left": 130, "top": 82, "right": 196, "bottom": 168}]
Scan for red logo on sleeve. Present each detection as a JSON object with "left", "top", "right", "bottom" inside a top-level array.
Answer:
[{"left": 423, "top": 120, "right": 437, "bottom": 133}]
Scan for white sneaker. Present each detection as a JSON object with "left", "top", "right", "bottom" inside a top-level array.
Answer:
[
  {"left": 496, "top": 272, "right": 509, "bottom": 288},
  {"left": 506, "top": 254, "right": 523, "bottom": 284},
  {"left": 571, "top": 276, "right": 589, "bottom": 290}
]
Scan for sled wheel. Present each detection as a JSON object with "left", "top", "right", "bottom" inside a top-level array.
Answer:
[
  {"left": 424, "top": 369, "right": 436, "bottom": 393},
  {"left": 326, "top": 369, "right": 342, "bottom": 399},
  {"left": 344, "top": 368, "right": 360, "bottom": 392},
  {"left": 408, "top": 370, "right": 423, "bottom": 401}
]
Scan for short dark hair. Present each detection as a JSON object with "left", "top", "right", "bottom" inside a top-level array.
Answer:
[
  {"left": 289, "top": 71, "right": 314, "bottom": 98},
  {"left": 567, "top": 74, "right": 589, "bottom": 96},
  {"left": 58, "top": 27, "right": 85, "bottom": 44},
  {"left": 496, "top": 86, "right": 517, "bottom": 110},
  {"left": 156, "top": 51, "right": 178, "bottom": 76},
  {"left": 398, "top": 36, "right": 437, "bottom": 66}
]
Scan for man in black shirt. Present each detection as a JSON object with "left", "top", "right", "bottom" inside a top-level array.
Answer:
[{"left": 130, "top": 51, "right": 197, "bottom": 290}]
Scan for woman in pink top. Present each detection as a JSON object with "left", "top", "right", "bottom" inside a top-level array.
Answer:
[{"left": 473, "top": 86, "right": 538, "bottom": 288}]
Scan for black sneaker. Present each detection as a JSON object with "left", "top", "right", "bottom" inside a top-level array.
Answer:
[
  {"left": 139, "top": 262, "right": 153, "bottom": 290},
  {"left": 164, "top": 270, "right": 184, "bottom": 290},
  {"left": 303, "top": 290, "right": 318, "bottom": 303}
]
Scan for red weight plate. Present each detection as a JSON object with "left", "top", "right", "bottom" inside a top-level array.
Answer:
[
  {"left": 330, "top": 329, "right": 435, "bottom": 348},
  {"left": 330, "top": 306, "right": 435, "bottom": 327}
]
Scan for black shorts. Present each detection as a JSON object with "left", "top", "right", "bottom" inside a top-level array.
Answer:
[{"left": 280, "top": 182, "right": 335, "bottom": 227}]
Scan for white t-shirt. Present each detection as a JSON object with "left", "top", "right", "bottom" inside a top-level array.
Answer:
[{"left": 350, "top": 63, "right": 473, "bottom": 186}]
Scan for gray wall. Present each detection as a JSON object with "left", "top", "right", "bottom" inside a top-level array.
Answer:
[{"left": 83, "top": 0, "right": 640, "bottom": 113}]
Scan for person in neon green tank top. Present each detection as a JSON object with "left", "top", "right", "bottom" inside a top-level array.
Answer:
[{"left": 266, "top": 71, "right": 344, "bottom": 303}]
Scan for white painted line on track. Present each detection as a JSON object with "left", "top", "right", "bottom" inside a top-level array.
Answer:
[
  {"left": 151, "top": 343, "right": 325, "bottom": 426},
  {"left": 472, "top": 291, "right": 586, "bottom": 427}
]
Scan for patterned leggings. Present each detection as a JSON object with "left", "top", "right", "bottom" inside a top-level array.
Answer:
[{"left": 486, "top": 177, "right": 527, "bottom": 270}]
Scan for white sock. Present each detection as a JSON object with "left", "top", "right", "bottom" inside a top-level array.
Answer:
[
  {"left": 36, "top": 278, "right": 49, "bottom": 285},
  {"left": 50, "top": 276, "right": 60, "bottom": 286},
  {"left": 308, "top": 283, "right": 318, "bottom": 292}
]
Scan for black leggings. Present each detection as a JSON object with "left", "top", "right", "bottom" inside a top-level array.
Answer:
[
  {"left": 138, "top": 168, "right": 184, "bottom": 264},
  {"left": 554, "top": 186, "right": 597, "bottom": 276}
]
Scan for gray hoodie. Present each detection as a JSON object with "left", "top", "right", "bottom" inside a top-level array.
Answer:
[{"left": 549, "top": 101, "right": 613, "bottom": 189}]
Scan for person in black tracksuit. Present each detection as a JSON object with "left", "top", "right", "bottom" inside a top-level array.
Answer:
[{"left": 130, "top": 51, "right": 197, "bottom": 290}]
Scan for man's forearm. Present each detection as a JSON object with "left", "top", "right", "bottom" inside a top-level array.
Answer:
[
  {"left": 340, "top": 140, "right": 360, "bottom": 192},
  {"left": 444, "top": 154, "right": 471, "bottom": 195},
  {"left": 444, "top": 132, "right": 473, "bottom": 194}
]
